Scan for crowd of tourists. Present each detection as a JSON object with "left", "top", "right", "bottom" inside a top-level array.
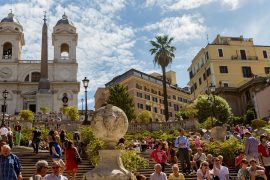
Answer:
[
  {"left": 132, "top": 126, "right": 270, "bottom": 180},
  {"left": 0, "top": 122, "right": 81, "bottom": 180}
]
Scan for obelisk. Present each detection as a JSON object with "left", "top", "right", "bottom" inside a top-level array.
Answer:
[
  {"left": 38, "top": 12, "right": 50, "bottom": 92},
  {"left": 36, "top": 12, "right": 52, "bottom": 112}
]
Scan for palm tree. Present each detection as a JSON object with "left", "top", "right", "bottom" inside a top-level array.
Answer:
[{"left": 150, "top": 35, "right": 176, "bottom": 121}]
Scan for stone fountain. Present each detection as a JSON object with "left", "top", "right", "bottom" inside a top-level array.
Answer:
[{"left": 83, "top": 104, "right": 135, "bottom": 180}]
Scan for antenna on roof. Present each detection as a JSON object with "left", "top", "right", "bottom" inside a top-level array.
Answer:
[
  {"left": 10, "top": 0, "right": 13, "bottom": 13},
  {"left": 206, "top": 34, "right": 209, "bottom": 44}
]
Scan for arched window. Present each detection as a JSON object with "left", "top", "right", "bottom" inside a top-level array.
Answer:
[
  {"left": 3, "top": 42, "right": 12, "bottom": 59},
  {"left": 60, "top": 43, "right": 69, "bottom": 59},
  {"left": 24, "top": 74, "right": 29, "bottom": 82},
  {"left": 31, "top": 72, "right": 41, "bottom": 82}
]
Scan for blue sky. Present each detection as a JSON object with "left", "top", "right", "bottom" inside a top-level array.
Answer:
[{"left": 0, "top": 0, "right": 270, "bottom": 109}]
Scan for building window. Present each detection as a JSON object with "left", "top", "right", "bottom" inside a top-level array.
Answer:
[
  {"left": 242, "top": 66, "right": 252, "bottom": 78},
  {"left": 205, "top": 52, "right": 209, "bottom": 60},
  {"left": 194, "top": 83, "right": 197, "bottom": 90},
  {"left": 144, "top": 86, "right": 150, "bottom": 92},
  {"left": 199, "top": 78, "right": 202, "bottom": 85},
  {"left": 264, "top": 67, "right": 270, "bottom": 74},
  {"left": 160, "top": 109, "right": 164, "bottom": 115},
  {"left": 203, "top": 73, "right": 206, "bottom": 80},
  {"left": 218, "top": 49, "right": 223, "bottom": 57},
  {"left": 151, "top": 89, "right": 157, "bottom": 94},
  {"left": 60, "top": 43, "right": 69, "bottom": 59},
  {"left": 219, "top": 66, "right": 228, "bottom": 73},
  {"left": 145, "top": 94, "right": 150, "bottom": 100},
  {"left": 2, "top": 42, "right": 12, "bottom": 59},
  {"left": 183, "top": 99, "right": 188, "bottom": 103},
  {"left": 169, "top": 112, "right": 173, "bottom": 117},
  {"left": 152, "top": 97, "right": 158, "bottom": 102},
  {"left": 173, "top": 95, "right": 176, "bottom": 100},
  {"left": 136, "top": 83, "right": 142, "bottom": 90},
  {"left": 240, "top": 50, "right": 247, "bottom": 60},
  {"left": 146, "top": 105, "right": 151, "bottom": 111},
  {"left": 159, "top": 99, "right": 164, "bottom": 104},
  {"left": 136, "top": 92, "right": 143, "bottom": 98},
  {"left": 178, "top": 97, "right": 182, "bottom": 102},
  {"left": 263, "top": 50, "right": 268, "bottom": 58},
  {"left": 174, "top": 104, "right": 179, "bottom": 111},
  {"left": 31, "top": 72, "right": 41, "bottom": 82},
  {"left": 137, "top": 103, "right": 143, "bottom": 109},
  {"left": 168, "top": 95, "right": 171, "bottom": 99},
  {"left": 154, "top": 107, "right": 157, "bottom": 113},
  {"left": 168, "top": 102, "right": 172, "bottom": 107},
  {"left": 206, "top": 68, "right": 211, "bottom": 76}
]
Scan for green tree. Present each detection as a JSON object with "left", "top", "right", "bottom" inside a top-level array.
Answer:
[
  {"left": 175, "top": 104, "right": 198, "bottom": 120},
  {"left": 194, "top": 94, "right": 232, "bottom": 123},
  {"left": 244, "top": 108, "right": 256, "bottom": 125},
  {"left": 150, "top": 35, "right": 176, "bottom": 121},
  {"left": 136, "top": 110, "right": 152, "bottom": 124},
  {"left": 107, "top": 84, "right": 136, "bottom": 121},
  {"left": 19, "top": 110, "right": 34, "bottom": 122}
]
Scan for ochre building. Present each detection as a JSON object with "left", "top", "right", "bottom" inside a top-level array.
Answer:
[{"left": 95, "top": 69, "right": 191, "bottom": 122}]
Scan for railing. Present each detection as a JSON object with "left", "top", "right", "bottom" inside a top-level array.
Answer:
[
  {"left": 231, "top": 55, "right": 258, "bottom": 60},
  {"left": 2, "top": 55, "right": 12, "bottom": 59},
  {"left": 18, "top": 60, "right": 54, "bottom": 63},
  {"left": 128, "top": 119, "right": 197, "bottom": 132}
]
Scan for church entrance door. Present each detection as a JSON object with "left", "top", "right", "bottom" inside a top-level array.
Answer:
[{"left": 29, "top": 104, "right": 36, "bottom": 113}]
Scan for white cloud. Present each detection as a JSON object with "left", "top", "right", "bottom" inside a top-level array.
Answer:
[
  {"left": 143, "top": 15, "right": 207, "bottom": 42},
  {"left": 221, "top": 0, "right": 253, "bottom": 10},
  {"left": 167, "top": 0, "right": 214, "bottom": 10}
]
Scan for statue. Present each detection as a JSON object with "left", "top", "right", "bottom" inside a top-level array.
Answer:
[{"left": 83, "top": 104, "right": 135, "bottom": 180}]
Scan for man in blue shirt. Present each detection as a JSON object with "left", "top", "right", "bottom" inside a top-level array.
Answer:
[
  {"left": 0, "top": 144, "right": 22, "bottom": 180},
  {"left": 175, "top": 128, "right": 191, "bottom": 174}
]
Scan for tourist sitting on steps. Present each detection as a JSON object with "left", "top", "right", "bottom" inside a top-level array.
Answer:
[
  {"left": 150, "top": 163, "right": 167, "bottom": 180},
  {"left": 168, "top": 164, "right": 185, "bottom": 180},
  {"left": 197, "top": 161, "right": 211, "bottom": 180},
  {"left": 44, "top": 160, "right": 67, "bottom": 180}
]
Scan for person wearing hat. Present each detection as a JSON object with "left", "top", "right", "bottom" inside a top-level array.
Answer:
[
  {"left": 245, "top": 131, "right": 259, "bottom": 163},
  {"left": 258, "top": 134, "right": 270, "bottom": 179},
  {"left": 248, "top": 158, "right": 267, "bottom": 180}
]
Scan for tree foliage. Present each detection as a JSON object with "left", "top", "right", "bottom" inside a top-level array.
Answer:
[
  {"left": 175, "top": 104, "right": 198, "bottom": 120},
  {"left": 19, "top": 110, "right": 34, "bottom": 122},
  {"left": 107, "top": 84, "right": 136, "bottom": 121},
  {"left": 194, "top": 95, "right": 232, "bottom": 123},
  {"left": 149, "top": 35, "right": 176, "bottom": 121},
  {"left": 244, "top": 109, "right": 256, "bottom": 125},
  {"left": 136, "top": 110, "right": 152, "bottom": 124}
]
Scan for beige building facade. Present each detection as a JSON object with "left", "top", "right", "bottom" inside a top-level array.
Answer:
[
  {"left": 95, "top": 69, "right": 191, "bottom": 122},
  {"left": 188, "top": 35, "right": 270, "bottom": 118},
  {"left": 0, "top": 12, "right": 79, "bottom": 114}
]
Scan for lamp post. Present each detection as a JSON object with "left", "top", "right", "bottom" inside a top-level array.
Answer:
[
  {"left": 1, "top": 90, "right": 8, "bottom": 126},
  {"left": 82, "top": 77, "right": 89, "bottom": 125},
  {"left": 209, "top": 83, "right": 216, "bottom": 127}
]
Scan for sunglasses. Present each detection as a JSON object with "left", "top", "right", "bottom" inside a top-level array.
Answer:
[
  {"left": 202, "top": 164, "right": 208, "bottom": 166},
  {"left": 52, "top": 166, "right": 60, "bottom": 169}
]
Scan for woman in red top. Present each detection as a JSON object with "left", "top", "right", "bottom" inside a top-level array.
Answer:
[
  {"left": 65, "top": 140, "right": 79, "bottom": 180},
  {"left": 150, "top": 142, "right": 168, "bottom": 172},
  {"left": 258, "top": 134, "right": 270, "bottom": 179}
]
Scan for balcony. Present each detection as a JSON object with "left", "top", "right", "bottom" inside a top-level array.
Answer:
[
  {"left": 231, "top": 55, "right": 258, "bottom": 60},
  {"left": 18, "top": 60, "right": 54, "bottom": 63}
]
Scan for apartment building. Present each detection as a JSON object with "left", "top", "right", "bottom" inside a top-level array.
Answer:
[
  {"left": 188, "top": 35, "right": 270, "bottom": 116},
  {"left": 95, "top": 69, "right": 191, "bottom": 122}
]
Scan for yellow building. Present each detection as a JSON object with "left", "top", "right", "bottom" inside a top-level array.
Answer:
[
  {"left": 188, "top": 35, "right": 270, "bottom": 116},
  {"left": 188, "top": 34, "right": 270, "bottom": 97},
  {"left": 95, "top": 69, "right": 191, "bottom": 122}
]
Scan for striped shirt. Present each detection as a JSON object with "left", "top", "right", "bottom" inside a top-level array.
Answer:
[{"left": 174, "top": 135, "right": 190, "bottom": 149}]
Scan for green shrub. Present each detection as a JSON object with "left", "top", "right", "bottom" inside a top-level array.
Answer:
[
  {"left": 40, "top": 107, "right": 49, "bottom": 113},
  {"left": 121, "top": 150, "right": 149, "bottom": 172},
  {"left": 228, "top": 116, "right": 244, "bottom": 125},
  {"left": 251, "top": 119, "right": 267, "bottom": 129},
  {"left": 19, "top": 110, "right": 34, "bottom": 122},
  {"left": 204, "top": 137, "right": 244, "bottom": 165},
  {"left": 199, "top": 117, "right": 217, "bottom": 130},
  {"left": 20, "top": 128, "right": 50, "bottom": 146}
]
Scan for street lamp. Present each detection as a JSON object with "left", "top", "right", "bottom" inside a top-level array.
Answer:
[
  {"left": 208, "top": 83, "right": 216, "bottom": 127},
  {"left": 1, "top": 90, "right": 8, "bottom": 126},
  {"left": 82, "top": 77, "right": 89, "bottom": 125},
  {"left": 81, "top": 98, "right": 84, "bottom": 115}
]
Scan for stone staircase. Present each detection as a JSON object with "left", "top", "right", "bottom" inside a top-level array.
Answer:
[
  {"left": 12, "top": 146, "right": 93, "bottom": 180},
  {"left": 137, "top": 151, "right": 239, "bottom": 180},
  {"left": 13, "top": 147, "right": 238, "bottom": 180}
]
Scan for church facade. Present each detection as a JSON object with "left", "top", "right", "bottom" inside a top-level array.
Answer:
[{"left": 0, "top": 12, "right": 79, "bottom": 114}]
